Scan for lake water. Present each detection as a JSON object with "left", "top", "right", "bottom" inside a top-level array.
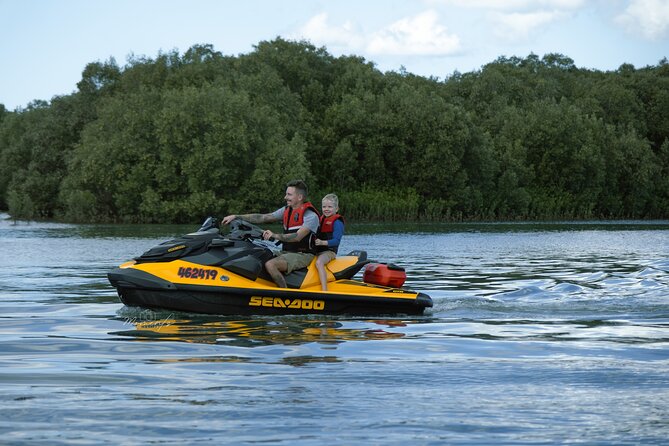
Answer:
[{"left": 1, "top": 215, "right": 668, "bottom": 445}]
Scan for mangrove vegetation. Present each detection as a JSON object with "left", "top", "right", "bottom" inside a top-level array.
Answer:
[{"left": 1, "top": 39, "right": 668, "bottom": 222}]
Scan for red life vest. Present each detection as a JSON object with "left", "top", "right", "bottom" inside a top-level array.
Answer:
[
  {"left": 316, "top": 214, "right": 345, "bottom": 253},
  {"left": 282, "top": 202, "right": 319, "bottom": 253}
]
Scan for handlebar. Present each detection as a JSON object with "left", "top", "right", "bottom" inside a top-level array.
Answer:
[{"left": 229, "top": 218, "right": 268, "bottom": 241}]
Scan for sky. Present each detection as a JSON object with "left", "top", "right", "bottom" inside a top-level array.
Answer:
[{"left": 1, "top": 0, "right": 668, "bottom": 111}]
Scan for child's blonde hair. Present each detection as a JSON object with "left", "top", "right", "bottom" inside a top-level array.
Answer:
[{"left": 322, "top": 193, "right": 339, "bottom": 209}]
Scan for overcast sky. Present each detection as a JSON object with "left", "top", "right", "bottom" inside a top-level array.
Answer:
[{"left": 1, "top": 0, "right": 668, "bottom": 111}]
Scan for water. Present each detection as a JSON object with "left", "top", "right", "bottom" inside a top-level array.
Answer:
[{"left": 1, "top": 215, "right": 668, "bottom": 445}]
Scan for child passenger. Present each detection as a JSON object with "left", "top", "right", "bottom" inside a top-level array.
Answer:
[{"left": 313, "top": 193, "right": 345, "bottom": 291}]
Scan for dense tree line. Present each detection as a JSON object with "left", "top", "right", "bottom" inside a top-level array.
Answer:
[{"left": 1, "top": 39, "right": 667, "bottom": 223}]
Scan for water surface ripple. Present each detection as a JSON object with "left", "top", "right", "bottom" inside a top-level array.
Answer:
[{"left": 1, "top": 217, "right": 668, "bottom": 445}]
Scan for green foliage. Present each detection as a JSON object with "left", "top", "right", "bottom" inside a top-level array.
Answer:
[
  {"left": 342, "top": 187, "right": 420, "bottom": 221},
  {"left": 1, "top": 39, "right": 667, "bottom": 222},
  {"left": 7, "top": 188, "right": 35, "bottom": 220}
]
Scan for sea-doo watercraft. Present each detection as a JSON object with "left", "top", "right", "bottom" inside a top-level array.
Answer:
[{"left": 108, "top": 218, "right": 433, "bottom": 316}]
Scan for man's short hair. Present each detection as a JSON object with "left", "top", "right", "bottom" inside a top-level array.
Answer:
[{"left": 287, "top": 179, "right": 308, "bottom": 198}]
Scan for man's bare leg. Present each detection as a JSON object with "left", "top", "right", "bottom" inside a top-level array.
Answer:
[{"left": 265, "top": 258, "right": 288, "bottom": 288}]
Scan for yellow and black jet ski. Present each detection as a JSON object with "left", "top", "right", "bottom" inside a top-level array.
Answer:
[{"left": 108, "top": 218, "right": 433, "bottom": 316}]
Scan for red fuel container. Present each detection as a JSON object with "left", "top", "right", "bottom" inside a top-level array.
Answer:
[{"left": 363, "top": 263, "right": 407, "bottom": 288}]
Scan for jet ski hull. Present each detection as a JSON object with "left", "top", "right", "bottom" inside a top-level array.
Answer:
[
  {"left": 114, "top": 285, "right": 432, "bottom": 316},
  {"left": 109, "top": 266, "right": 432, "bottom": 316}
]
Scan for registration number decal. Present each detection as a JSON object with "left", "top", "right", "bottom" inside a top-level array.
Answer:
[
  {"left": 177, "top": 266, "right": 218, "bottom": 280},
  {"left": 249, "top": 296, "right": 325, "bottom": 311}
]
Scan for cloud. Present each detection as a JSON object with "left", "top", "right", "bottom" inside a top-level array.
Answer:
[
  {"left": 431, "top": 0, "right": 584, "bottom": 41},
  {"left": 433, "top": 0, "right": 585, "bottom": 11},
  {"left": 293, "top": 12, "right": 364, "bottom": 50},
  {"left": 491, "top": 9, "right": 569, "bottom": 40},
  {"left": 294, "top": 10, "right": 461, "bottom": 57},
  {"left": 366, "top": 10, "right": 461, "bottom": 56},
  {"left": 615, "top": 0, "right": 669, "bottom": 40}
]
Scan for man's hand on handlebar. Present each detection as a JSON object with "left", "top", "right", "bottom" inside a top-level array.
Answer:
[{"left": 222, "top": 215, "right": 237, "bottom": 225}]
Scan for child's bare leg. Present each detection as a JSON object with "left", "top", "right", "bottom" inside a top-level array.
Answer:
[{"left": 316, "top": 254, "right": 329, "bottom": 291}]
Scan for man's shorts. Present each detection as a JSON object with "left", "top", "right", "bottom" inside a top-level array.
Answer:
[{"left": 278, "top": 252, "right": 315, "bottom": 274}]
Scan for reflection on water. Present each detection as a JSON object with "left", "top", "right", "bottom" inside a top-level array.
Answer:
[
  {"left": 1, "top": 215, "right": 669, "bottom": 444},
  {"left": 112, "top": 310, "right": 407, "bottom": 346}
]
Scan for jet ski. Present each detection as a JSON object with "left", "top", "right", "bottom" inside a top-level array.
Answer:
[{"left": 108, "top": 217, "right": 433, "bottom": 316}]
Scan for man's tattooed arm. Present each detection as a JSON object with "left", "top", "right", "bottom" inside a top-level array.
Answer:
[
  {"left": 273, "top": 232, "right": 299, "bottom": 242},
  {"left": 238, "top": 213, "right": 273, "bottom": 224}
]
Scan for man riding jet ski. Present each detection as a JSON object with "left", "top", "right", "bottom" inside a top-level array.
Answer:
[{"left": 220, "top": 180, "right": 322, "bottom": 289}]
